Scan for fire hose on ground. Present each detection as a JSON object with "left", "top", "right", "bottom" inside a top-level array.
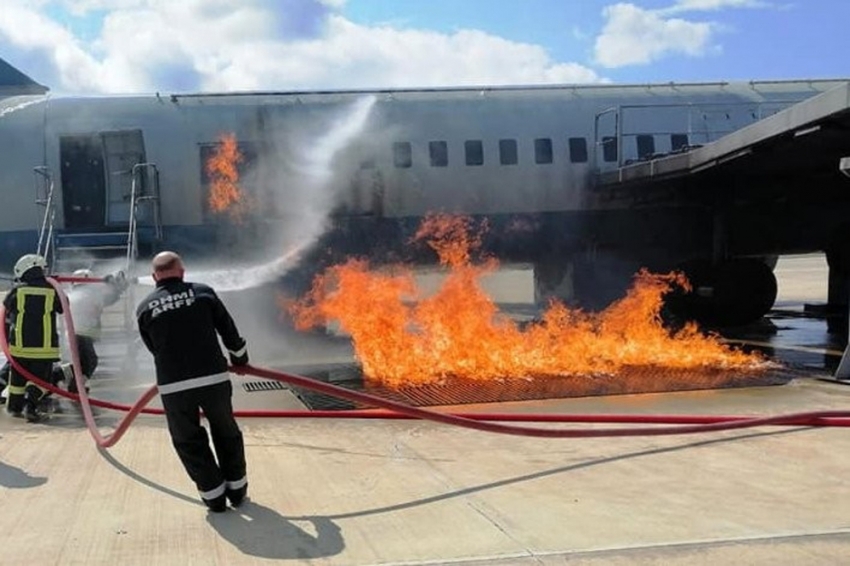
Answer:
[{"left": 0, "top": 276, "right": 849, "bottom": 450}]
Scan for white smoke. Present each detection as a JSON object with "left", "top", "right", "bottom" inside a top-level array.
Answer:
[{"left": 137, "top": 95, "right": 377, "bottom": 292}]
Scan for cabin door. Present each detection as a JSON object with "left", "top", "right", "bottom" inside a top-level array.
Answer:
[
  {"left": 101, "top": 130, "right": 146, "bottom": 227},
  {"left": 593, "top": 108, "right": 619, "bottom": 169},
  {"left": 60, "top": 135, "right": 107, "bottom": 231},
  {"left": 60, "top": 130, "right": 146, "bottom": 231}
]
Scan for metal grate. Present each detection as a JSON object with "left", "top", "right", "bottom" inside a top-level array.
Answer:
[
  {"left": 287, "top": 364, "right": 801, "bottom": 411},
  {"left": 243, "top": 380, "right": 288, "bottom": 393}
]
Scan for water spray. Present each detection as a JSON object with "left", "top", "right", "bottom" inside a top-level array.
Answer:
[
  {"left": 178, "top": 95, "right": 378, "bottom": 293},
  {"left": 0, "top": 96, "right": 46, "bottom": 119}
]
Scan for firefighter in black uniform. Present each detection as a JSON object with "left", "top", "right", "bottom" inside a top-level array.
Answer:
[
  {"left": 136, "top": 251, "right": 249, "bottom": 512},
  {"left": 3, "top": 254, "right": 63, "bottom": 422}
]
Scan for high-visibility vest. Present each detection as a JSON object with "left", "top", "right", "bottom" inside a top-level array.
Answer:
[{"left": 6, "top": 286, "right": 61, "bottom": 359}]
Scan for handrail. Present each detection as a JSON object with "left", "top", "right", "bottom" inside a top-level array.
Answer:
[
  {"left": 124, "top": 162, "right": 161, "bottom": 338},
  {"left": 126, "top": 167, "right": 139, "bottom": 272},
  {"left": 34, "top": 166, "right": 55, "bottom": 266},
  {"left": 125, "top": 162, "right": 162, "bottom": 274},
  {"left": 591, "top": 98, "right": 797, "bottom": 171}
]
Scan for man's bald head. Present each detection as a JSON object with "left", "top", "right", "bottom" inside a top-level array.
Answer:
[{"left": 152, "top": 251, "right": 185, "bottom": 282}]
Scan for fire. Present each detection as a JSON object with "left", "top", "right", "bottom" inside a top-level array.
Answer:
[
  {"left": 205, "top": 133, "right": 249, "bottom": 221},
  {"left": 288, "top": 214, "right": 768, "bottom": 388}
]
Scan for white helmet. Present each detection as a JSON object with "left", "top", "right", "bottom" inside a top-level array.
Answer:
[{"left": 13, "top": 254, "right": 47, "bottom": 279}]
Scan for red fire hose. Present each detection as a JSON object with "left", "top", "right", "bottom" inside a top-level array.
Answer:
[{"left": 1, "top": 276, "right": 849, "bottom": 450}]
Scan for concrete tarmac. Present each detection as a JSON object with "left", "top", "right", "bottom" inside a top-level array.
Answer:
[{"left": 2, "top": 254, "right": 850, "bottom": 565}]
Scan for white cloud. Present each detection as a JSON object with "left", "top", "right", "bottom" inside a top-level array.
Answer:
[
  {"left": 593, "top": 0, "right": 771, "bottom": 68},
  {"left": 663, "top": 0, "right": 768, "bottom": 13},
  {"left": 210, "top": 18, "right": 603, "bottom": 92},
  {"left": 0, "top": 0, "right": 603, "bottom": 94},
  {"left": 0, "top": 3, "right": 105, "bottom": 91},
  {"left": 594, "top": 3, "right": 715, "bottom": 68}
]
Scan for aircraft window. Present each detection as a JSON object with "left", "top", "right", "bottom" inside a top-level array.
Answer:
[
  {"left": 429, "top": 141, "right": 448, "bottom": 167},
  {"left": 393, "top": 142, "right": 412, "bottom": 168},
  {"left": 568, "top": 137, "right": 588, "bottom": 163},
  {"left": 636, "top": 135, "right": 655, "bottom": 158},
  {"left": 535, "top": 138, "right": 553, "bottom": 164},
  {"left": 499, "top": 139, "right": 518, "bottom": 165},
  {"left": 602, "top": 136, "right": 617, "bottom": 162},
  {"left": 671, "top": 133, "right": 689, "bottom": 151},
  {"left": 199, "top": 140, "right": 265, "bottom": 219},
  {"left": 465, "top": 140, "right": 484, "bottom": 166}
]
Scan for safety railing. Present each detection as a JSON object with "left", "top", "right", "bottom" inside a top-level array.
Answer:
[
  {"left": 125, "top": 162, "right": 163, "bottom": 274},
  {"left": 592, "top": 99, "right": 801, "bottom": 171},
  {"left": 34, "top": 166, "right": 56, "bottom": 267}
]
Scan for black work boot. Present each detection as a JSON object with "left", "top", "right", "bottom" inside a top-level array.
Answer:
[
  {"left": 226, "top": 485, "right": 248, "bottom": 508},
  {"left": 6, "top": 394, "right": 24, "bottom": 416},
  {"left": 23, "top": 401, "right": 45, "bottom": 423},
  {"left": 23, "top": 386, "right": 46, "bottom": 423},
  {"left": 203, "top": 494, "right": 228, "bottom": 513}
]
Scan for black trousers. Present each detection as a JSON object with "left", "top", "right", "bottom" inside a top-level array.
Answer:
[
  {"left": 160, "top": 380, "right": 246, "bottom": 501},
  {"left": 7, "top": 359, "right": 54, "bottom": 413},
  {"left": 76, "top": 335, "right": 98, "bottom": 378}
]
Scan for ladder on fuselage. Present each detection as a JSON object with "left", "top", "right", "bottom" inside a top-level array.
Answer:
[{"left": 35, "top": 162, "right": 163, "bottom": 341}]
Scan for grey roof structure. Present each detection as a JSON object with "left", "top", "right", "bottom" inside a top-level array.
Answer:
[{"left": 0, "top": 57, "right": 48, "bottom": 95}]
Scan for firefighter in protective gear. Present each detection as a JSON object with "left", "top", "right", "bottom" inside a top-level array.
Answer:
[
  {"left": 136, "top": 251, "right": 249, "bottom": 512},
  {"left": 3, "top": 254, "right": 63, "bottom": 422},
  {"left": 60, "top": 268, "right": 128, "bottom": 392}
]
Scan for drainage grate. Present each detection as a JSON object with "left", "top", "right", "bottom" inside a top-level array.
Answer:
[
  {"left": 289, "top": 364, "right": 802, "bottom": 411},
  {"left": 243, "top": 380, "right": 288, "bottom": 393}
]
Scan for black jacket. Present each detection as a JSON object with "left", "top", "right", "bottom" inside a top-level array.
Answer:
[
  {"left": 136, "top": 278, "right": 246, "bottom": 393},
  {"left": 3, "top": 276, "right": 63, "bottom": 360}
]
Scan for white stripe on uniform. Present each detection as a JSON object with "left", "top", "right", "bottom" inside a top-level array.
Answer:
[
  {"left": 226, "top": 477, "right": 247, "bottom": 490},
  {"left": 157, "top": 372, "right": 230, "bottom": 395},
  {"left": 199, "top": 481, "right": 226, "bottom": 500},
  {"left": 228, "top": 344, "right": 247, "bottom": 357}
]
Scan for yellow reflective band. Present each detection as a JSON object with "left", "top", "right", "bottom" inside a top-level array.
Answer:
[
  {"left": 7, "top": 384, "right": 26, "bottom": 395},
  {"left": 7, "top": 346, "right": 58, "bottom": 358},
  {"left": 14, "top": 291, "right": 25, "bottom": 350},
  {"left": 43, "top": 290, "right": 55, "bottom": 349}
]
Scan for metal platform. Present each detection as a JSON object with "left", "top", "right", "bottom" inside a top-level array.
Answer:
[
  {"left": 596, "top": 81, "right": 850, "bottom": 188},
  {"left": 284, "top": 363, "right": 799, "bottom": 411}
]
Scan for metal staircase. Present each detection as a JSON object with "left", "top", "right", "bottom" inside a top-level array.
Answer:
[
  {"left": 35, "top": 163, "right": 163, "bottom": 343},
  {"left": 37, "top": 162, "right": 163, "bottom": 277},
  {"left": 125, "top": 163, "right": 163, "bottom": 275},
  {"left": 34, "top": 166, "right": 57, "bottom": 266}
]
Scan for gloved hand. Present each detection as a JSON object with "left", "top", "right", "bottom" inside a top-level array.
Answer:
[
  {"left": 104, "top": 270, "right": 129, "bottom": 291},
  {"left": 229, "top": 340, "right": 249, "bottom": 366},
  {"left": 114, "top": 270, "right": 129, "bottom": 291},
  {"left": 229, "top": 351, "right": 249, "bottom": 366}
]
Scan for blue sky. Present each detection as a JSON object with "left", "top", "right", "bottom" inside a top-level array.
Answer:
[{"left": 0, "top": 0, "right": 847, "bottom": 94}]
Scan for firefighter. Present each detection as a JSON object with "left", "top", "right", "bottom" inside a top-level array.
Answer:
[
  {"left": 136, "top": 251, "right": 250, "bottom": 512},
  {"left": 59, "top": 268, "right": 128, "bottom": 392},
  {"left": 3, "top": 254, "right": 63, "bottom": 422}
]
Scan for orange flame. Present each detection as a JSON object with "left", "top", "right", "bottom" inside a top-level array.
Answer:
[
  {"left": 288, "top": 214, "right": 768, "bottom": 388},
  {"left": 205, "top": 133, "right": 249, "bottom": 221}
]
